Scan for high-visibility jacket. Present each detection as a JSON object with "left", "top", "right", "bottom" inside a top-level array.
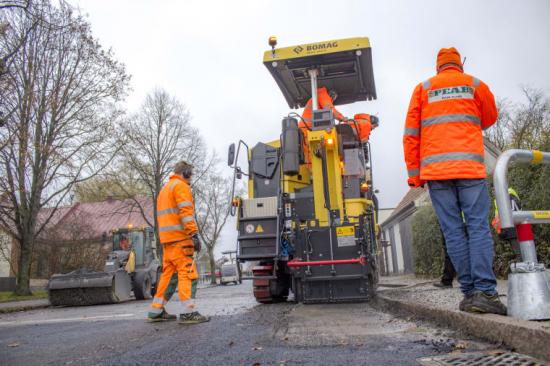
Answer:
[
  {"left": 403, "top": 67, "right": 497, "bottom": 184},
  {"left": 350, "top": 113, "right": 374, "bottom": 143},
  {"left": 156, "top": 174, "right": 198, "bottom": 244},
  {"left": 492, "top": 188, "right": 521, "bottom": 233},
  {"left": 300, "top": 86, "right": 345, "bottom": 129}
]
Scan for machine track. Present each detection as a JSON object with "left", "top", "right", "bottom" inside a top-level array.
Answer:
[
  {"left": 252, "top": 263, "right": 290, "bottom": 304},
  {"left": 252, "top": 265, "right": 274, "bottom": 304}
]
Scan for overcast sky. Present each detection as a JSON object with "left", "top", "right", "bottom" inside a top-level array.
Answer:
[{"left": 68, "top": 0, "right": 550, "bottom": 256}]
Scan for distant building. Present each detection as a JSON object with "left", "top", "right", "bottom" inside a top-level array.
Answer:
[
  {"left": 380, "top": 138, "right": 501, "bottom": 276},
  {"left": 380, "top": 188, "right": 429, "bottom": 275},
  {"left": 5, "top": 197, "right": 153, "bottom": 280}
]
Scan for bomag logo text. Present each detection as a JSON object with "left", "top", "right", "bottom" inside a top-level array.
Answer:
[{"left": 307, "top": 41, "right": 338, "bottom": 52}]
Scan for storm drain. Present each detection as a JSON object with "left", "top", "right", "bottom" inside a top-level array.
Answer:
[{"left": 417, "top": 351, "right": 549, "bottom": 366}]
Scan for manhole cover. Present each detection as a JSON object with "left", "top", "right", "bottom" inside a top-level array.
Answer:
[{"left": 418, "top": 351, "right": 549, "bottom": 366}]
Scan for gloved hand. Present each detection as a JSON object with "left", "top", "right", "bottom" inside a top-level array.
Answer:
[
  {"left": 407, "top": 176, "right": 426, "bottom": 189},
  {"left": 192, "top": 234, "right": 202, "bottom": 252}
]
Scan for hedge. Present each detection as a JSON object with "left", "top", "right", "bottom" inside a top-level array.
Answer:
[{"left": 411, "top": 174, "right": 550, "bottom": 278}]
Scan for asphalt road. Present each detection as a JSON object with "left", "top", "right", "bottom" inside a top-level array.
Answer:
[{"left": 0, "top": 282, "right": 505, "bottom": 366}]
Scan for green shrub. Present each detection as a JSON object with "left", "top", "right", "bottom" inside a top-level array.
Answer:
[
  {"left": 411, "top": 205, "right": 445, "bottom": 276},
  {"left": 490, "top": 166, "right": 550, "bottom": 277},
  {"left": 411, "top": 172, "right": 550, "bottom": 279}
]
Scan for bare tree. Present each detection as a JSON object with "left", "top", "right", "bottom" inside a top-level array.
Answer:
[
  {"left": 194, "top": 170, "right": 232, "bottom": 284},
  {"left": 1, "top": 1, "right": 35, "bottom": 103},
  {"left": 509, "top": 87, "right": 550, "bottom": 150},
  {"left": 486, "top": 87, "right": 550, "bottom": 151},
  {"left": 74, "top": 164, "right": 149, "bottom": 204},
  {"left": 118, "top": 88, "right": 214, "bottom": 250},
  {"left": 0, "top": 1, "right": 129, "bottom": 294},
  {"left": 484, "top": 99, "right": 513, "bottom": 151}
]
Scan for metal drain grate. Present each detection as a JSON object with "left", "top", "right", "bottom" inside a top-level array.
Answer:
[{"left": 418, "top": 351, "right": 549, "bottom": 366}]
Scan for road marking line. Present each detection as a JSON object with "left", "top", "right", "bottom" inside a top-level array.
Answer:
[{"left": 0, "top": 313, "right": 135, "bottom": 327}]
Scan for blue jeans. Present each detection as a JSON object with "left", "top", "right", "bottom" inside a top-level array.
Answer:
[{"left": 428, "top": 179, "right": 497, "bottom": 296}]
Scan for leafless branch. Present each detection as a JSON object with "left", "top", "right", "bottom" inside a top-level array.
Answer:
[{"left": 0, "top": 0, "right": 130, "bottom": 294}]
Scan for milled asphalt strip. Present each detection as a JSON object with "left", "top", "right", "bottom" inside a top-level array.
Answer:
[
  {"left": 375, "top": 294, "right": 550, "bottom": 363},
  {"left": 0, "top": 313, "right": 135, "bottom": 326}
]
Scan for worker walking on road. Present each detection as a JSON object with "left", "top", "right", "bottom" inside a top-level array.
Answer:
[
  {"left": 403, "top": 47, "right": 506, "bottom": 315},
  {"left": 163, "top": 258, "right": 200, "bottom": 310},
  {"left": 147, "top": 161, "right": 209, "bottom": 324}
]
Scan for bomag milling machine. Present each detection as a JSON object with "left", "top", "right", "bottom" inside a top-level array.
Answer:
[{"left": 227, "top": 37, "right": 379, "bottom": 303}]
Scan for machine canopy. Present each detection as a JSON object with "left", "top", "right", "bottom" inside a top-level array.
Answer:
[{"left": 263, "top": 37, "right": 377, "bottom": 109}]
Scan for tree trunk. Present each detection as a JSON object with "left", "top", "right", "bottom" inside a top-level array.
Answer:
[
  {"left": 207, "top": 246, "right": 216, "bottom": 285},
  {"left": 152, "top": 198, "right": 163, "bottom": 261},
  {"left": 15, "top": 238, "right": 33, "bottom": 295}
]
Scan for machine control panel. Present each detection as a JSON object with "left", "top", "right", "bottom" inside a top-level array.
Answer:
[{"left": 312, "top": 108, "right": 335, "bottom": 131}]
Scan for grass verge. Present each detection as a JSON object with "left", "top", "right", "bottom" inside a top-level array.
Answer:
[{"left": 0, "top": 290, "right": 48, "bottom": 303}]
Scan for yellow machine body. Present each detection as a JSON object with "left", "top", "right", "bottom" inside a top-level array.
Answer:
[{"left": 231, "top": 37, "right": 379, "bottom": 303}]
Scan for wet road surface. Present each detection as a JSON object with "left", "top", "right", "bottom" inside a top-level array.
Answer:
[{"left": 0, "top": 282, "right": 507, "bottom": 365}]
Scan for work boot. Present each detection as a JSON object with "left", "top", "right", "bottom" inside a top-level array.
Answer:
[
  {"left": 464, "top": 292, "right": 507, "bottom": 315},
  {"left": 433, "top": 281, "right": 452, "bottom": 289},
  {"left": 147, "top": 309, "right": 177, "bottom": 322},
  {"left": 459, "top": 294, "right": 474, "bottom": 311},
  {"left": 178, "top": 311, "right": 210, "bottom": 325}
]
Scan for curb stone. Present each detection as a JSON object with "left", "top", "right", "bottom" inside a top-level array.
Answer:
[{"left": 374, "top": 294, "right": 550, "bottom": 362}]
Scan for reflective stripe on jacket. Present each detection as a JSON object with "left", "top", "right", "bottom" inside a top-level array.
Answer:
[
  {"left": 403, "top": 67, "right": 497, "bottom": 181},
  {"left": 157, "top": 175, "right": 198, "bottom": 244}
]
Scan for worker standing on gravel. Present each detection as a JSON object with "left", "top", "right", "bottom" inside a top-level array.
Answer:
[
  {"left": 403, "top": 47, "right": 506, "bottom": 315},
  {"left": 147, "top": 161, "right": 209, "bottom": 324}
]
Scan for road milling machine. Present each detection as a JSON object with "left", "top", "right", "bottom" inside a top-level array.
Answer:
[
  {"left": 48, "top": 226, "right": 160, "bottom": 306},
  {"left": 228, "top": 37, "right": 380, "bottom": 303}
]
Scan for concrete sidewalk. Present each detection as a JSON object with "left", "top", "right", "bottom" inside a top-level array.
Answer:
[{"left": 376, "top": 275, "right": 550, "bottom": 362}]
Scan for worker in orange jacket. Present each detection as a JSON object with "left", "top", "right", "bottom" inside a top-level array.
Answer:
[
  {"left": 403, "top": 47, "right": 506, "bottom": 315},
  {"left": 350, "top": 113, "right": 378, "bottom": 143},
  {"left": 300, "top": 87, "right": 346, "bottom": 165},
  {"left": 147, "top": 161, "right": 209, "bottom": 324}
]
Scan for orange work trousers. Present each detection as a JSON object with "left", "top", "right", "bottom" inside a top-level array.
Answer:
[{"left": 149, "top": 242, "right": 196, "bottom": 314}]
